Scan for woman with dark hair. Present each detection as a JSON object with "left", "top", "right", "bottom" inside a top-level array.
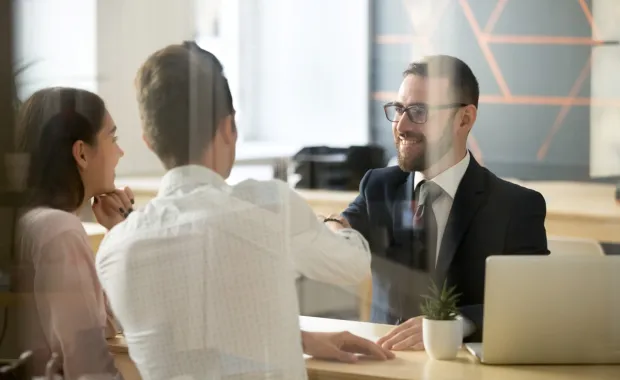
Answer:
[{"left": 14, "top": 87, "right": 132, "bottom": 379}]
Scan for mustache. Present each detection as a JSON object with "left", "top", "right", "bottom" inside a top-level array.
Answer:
[{"left": 398, "top": 132, "right": 426, "bottom": 141}]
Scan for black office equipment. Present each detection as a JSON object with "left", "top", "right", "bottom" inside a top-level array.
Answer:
[{"left": 292, "top": 145, "right": 385, "bottom": 191}]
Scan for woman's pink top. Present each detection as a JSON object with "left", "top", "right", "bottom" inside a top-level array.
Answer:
[{"left": 15, "top": 207, "right": 121, "bottom": 380}]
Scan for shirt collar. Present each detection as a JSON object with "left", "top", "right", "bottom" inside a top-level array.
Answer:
[
  {"left": 158, "top": 165, "right": 228, "bottom": 197},
  {"left": 413, "top": 152, "right": 470, "bottom": 199}
]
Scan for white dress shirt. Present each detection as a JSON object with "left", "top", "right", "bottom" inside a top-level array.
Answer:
[
  {"left": 95, "top": 165, "right": 371, "bottom": 380},
  {"left": 413, "top": 152, "right": 475, "bottom": 337},
  {"left": 413, "top": 152, "right": 470, "bottom": 265}
]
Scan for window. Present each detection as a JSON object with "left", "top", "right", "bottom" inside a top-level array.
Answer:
[
  {"left": 196, "top": 0, "right": 245, "bottom": 142},
  {"left": 231, "top": 0, "right": 370, "bottom": 146},
  {"left": 14, "top": 0, "right": 97, "bottom": 98}
]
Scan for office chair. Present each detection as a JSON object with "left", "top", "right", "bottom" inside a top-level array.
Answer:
[{"left": 548, "top": 235, "right": 605, "bottom": 256}]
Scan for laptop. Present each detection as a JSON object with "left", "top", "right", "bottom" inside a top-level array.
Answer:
[{"left": 465, "top": 255, "right": 620, "bottom": 364}]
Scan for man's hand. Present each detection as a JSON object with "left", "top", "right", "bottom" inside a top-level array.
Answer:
[
  {"left": 92, "top": 187, "right": 135, "bottom": 230},
  {"left": 302, "top": 330, "right": 395, "bottom": 363},
  {"left": 376, "top": 316, "right": 424, "bottom": 351}
]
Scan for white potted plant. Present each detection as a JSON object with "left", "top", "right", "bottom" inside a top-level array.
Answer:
[{"left": 420, "top": 280, "right": 463, "bottom": 360}]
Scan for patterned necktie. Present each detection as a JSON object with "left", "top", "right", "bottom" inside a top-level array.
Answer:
[{"left": 411, "top": 180, "right": 443, "bottom": 272}]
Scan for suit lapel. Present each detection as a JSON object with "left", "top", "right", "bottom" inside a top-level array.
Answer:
[{"left": 435, "top": 156, "right": 487, "bottom": 282}]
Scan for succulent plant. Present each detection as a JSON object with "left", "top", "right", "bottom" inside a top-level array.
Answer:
[{"left": 420, "top": 279, "right": 461, "bottom": 321}]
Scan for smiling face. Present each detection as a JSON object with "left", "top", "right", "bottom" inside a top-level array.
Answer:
[
  {"left": 74, "top": 111, "right": 124, "bottom": 197},
  {"left": 392, "top": 74, "right": 464, "bottom": 173}
]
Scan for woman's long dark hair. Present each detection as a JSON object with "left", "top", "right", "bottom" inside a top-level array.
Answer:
[{"left": 16, "top": 87, "right": 107, "bottom": 212}]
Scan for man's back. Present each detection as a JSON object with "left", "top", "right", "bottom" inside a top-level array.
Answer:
[{"left": 96, "top": 166, "right": 309, "bottom": 379}]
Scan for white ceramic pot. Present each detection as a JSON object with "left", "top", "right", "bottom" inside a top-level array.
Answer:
[{"left": 423, "top": 318, "right": 463, "bottom": 360}]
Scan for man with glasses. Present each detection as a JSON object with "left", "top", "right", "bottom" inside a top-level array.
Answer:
[{"left": 340, "top": 55, "right": 549, "bottom": 349}]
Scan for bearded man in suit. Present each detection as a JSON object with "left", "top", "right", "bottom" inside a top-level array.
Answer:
[{"left": 341, "top": 55, "right": 549, "bottom": 349}]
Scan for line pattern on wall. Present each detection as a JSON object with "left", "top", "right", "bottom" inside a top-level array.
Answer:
[{"left": 373, "top": 0, "right": 619, "bottom": 163}]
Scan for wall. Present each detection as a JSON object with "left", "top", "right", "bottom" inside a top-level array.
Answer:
[
  {"left": 96, "top": 0, "right": 196, "bottom": 176},
  {"left": 15, "top": 0, "right": 370, "bottom": 175},
  {"left": 590, "top": 0, "right": 620, "bottom": 177},
  {"left": 371, "top": 0, "right": 611, "bottom": 181},
  {"left": 14, "top": 0, "right": 223, "bottom": 177},
  {"left": 19, "top": 1, "right": 612, "bottom": 181},
  {"left": 14, "top": 0, "right": 97, "bottom": 95}
]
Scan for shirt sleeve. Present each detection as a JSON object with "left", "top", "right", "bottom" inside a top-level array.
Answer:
[
  {"left": 104, "top": 294, "right": 122, "bottom": 339},
  {"left": 34, "top": 229, "right": 121, "bottom": 380},
  {"left": 458, "top": 315, "right": 476, "bottom": 338},
  {"left": 281, "top": 182, "right": 371, "bottom": 287}
]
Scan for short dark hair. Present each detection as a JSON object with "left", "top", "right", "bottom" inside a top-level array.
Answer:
[
  {"left": 135, "top": 41, "right": 235, "bottom": 169},
  {"left": 403, "top": 55, "right": 479, "bottom": 108},
  {"left": 16, "top": 87, "right": 107, "bottom": 212}
]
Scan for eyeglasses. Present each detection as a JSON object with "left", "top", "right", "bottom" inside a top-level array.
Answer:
[{"left": 383, "top": 102, "right": 468, "bottom": 124}]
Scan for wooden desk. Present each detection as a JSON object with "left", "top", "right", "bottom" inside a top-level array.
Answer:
[
  {"left": 83, "top": 222, "right": 107, "bottom": 253},
  {"left": 525, "top": 181, "right": 620, "bottom": 244},
  {"left": 84, "top": 182, "right": 620, "bottom": 249},
  {"left": 107, "top": 316, "right": 620, "bottom": 380},
  {"left": 298, "top": 182, "right": 620, "bottom": 244},
  {"left": 295, "top": 189, "right": 358, "bottom": 218}
]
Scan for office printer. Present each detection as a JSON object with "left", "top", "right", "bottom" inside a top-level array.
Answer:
[{"left": 292, "top": 145, "right": 385, "bottom": 191}]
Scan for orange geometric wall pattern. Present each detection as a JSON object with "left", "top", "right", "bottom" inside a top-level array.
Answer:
[{"left": 371, "top": 0, "right": 620, "bottom": 176}]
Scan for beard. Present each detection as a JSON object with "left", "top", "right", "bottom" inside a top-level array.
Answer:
[{"left": 395, "top": 116, "right": 455, "bottom": 173}]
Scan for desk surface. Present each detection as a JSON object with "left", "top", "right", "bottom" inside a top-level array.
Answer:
[
  {"left": 297, "top": 181, "right": 620, "bottom": 218},
  {"left": 108, "top": 316, "right": 620, "bottom": 380},
  {"left": 526, "top": 181, "right": 620, "bottom": 221},
  {"left": 83, "top": 222, "right": 107, "bottom": 236},
  {"left": 298, "top": 182, "right": 620, "bottom": 243}
]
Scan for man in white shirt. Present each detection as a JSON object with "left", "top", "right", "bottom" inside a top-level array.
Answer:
[{"left": 95, "top": 41, "right": 393, "bottom": 380}]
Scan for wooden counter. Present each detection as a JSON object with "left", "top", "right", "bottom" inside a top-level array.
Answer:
[
  {"left": 525, "top": 181, "right": 620, "bottom": 244},
  {"left": 107, "top": 316, "right": 620, "bottom": 380},
  {"left": 115, "top": 176, "right": 620, "bottom": 243},
  {"left": 83, "top": 222, "right": 107, "bottom": 252},
  {"left": 295, "top": 189, "right": 358, "bottom": 218},
  {"left": 298, "top": 182, "right": 620, "bottom": 244}
]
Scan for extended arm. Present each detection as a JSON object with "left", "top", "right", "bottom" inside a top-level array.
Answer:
[
  {"left": 284, "top": 182, "right": 371, "bottom": 288},
  {"left": 341, "top": 170, "right": 373, "bottom": 241}
]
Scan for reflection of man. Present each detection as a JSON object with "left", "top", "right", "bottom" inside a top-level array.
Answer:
[
  {"left": 96, "top": 42, "right": 392, "bottom": 380},
  {"left": 342, "top": 55, "right": 548, "bottom": 348}
]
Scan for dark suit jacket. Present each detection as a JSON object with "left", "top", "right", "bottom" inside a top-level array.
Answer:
[{"left": 342, "top": 155, "right": 548, "bottom": 342}]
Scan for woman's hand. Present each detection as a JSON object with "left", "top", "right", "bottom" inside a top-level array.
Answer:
[{"left": 92, "top": 187, "right": 135, "bottom": 230}]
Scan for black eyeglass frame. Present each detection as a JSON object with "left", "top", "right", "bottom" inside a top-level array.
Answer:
[{"left": 383, "top": 102, "right": 469, "bottom": 124}]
